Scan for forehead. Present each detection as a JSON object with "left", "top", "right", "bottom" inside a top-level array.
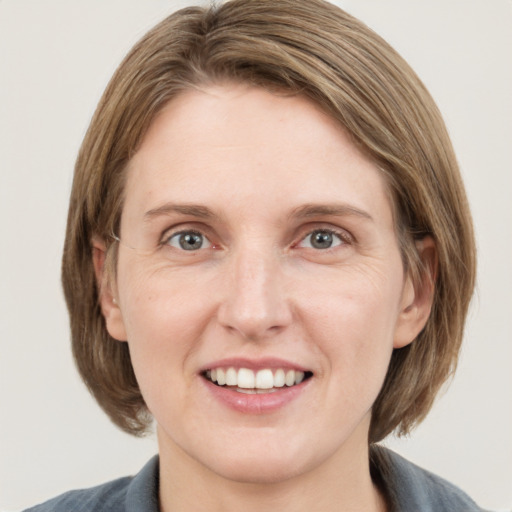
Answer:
[{"left": 122, "top": 84, "right": 394, "bottom": 229}]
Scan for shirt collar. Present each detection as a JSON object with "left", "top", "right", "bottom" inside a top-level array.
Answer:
[{"left": 125, "top": 455, "right": 160, "bottom": 512}]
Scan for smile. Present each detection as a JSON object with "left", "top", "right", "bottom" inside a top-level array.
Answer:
[{"left": 203, "top": 367, "right": 312, "bottom": 394}]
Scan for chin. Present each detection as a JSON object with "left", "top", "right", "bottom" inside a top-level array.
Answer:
[
  {"left": 190, "top": 434, "right": 325, "bottom": 485},
  {"left": 207, "top": 453, "right": 310, "bottom": 485}
]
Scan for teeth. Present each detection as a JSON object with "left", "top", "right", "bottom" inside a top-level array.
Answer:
[
  {"left": 206, "top": 367, "right": 308, "bottom": 390},
  {"left": 274, "top": 369, "right": 285, "bottom": 387},
  {"left": 295, "top": 371, "right": 305, "bottom": 385},
  {"left": 216, "top": 368, "right": 226, "bottom": 385},
  {"left": 226, "top": 367, "right": 237, "bottom": 386},
  {"left": 238, "top": 368, "right": 255, "bottom": 389},
  {"left": 285, "top": 370, "right": 295, "bottom": 387},
  {"left": 255, "top": 369, "right": 273, "bottom": 389}
]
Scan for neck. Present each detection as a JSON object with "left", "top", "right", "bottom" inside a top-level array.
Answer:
[{"left": 157, "top": 430, "right": 387, "bottom": 512}]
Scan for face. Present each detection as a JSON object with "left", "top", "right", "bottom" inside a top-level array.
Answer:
[{"left": 100, "top": 84, "right": 427, "bottom": 484}]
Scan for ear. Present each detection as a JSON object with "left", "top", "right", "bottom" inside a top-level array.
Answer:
[
  {"left": 92, "top": 237, "right": 128, "bottom": 342},
  {"left": 393, "top": 236, "right": 437, "bottom": 349}
]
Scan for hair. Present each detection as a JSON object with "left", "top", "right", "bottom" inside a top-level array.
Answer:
[{"left": 62, "top": 0, "right": 476, "bottom": 443}]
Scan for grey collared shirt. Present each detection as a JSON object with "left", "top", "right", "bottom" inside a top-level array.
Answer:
[{"left": 24, "top": 448, "right": 487, "bottom": 512}]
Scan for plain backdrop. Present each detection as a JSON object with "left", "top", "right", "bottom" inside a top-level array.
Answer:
[{"left": 1, "top": 1, "right": 511, "bottom": 511}]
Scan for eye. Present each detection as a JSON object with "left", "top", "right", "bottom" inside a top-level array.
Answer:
[
  {"left": 298, "top": 229, "right": 345, "bottom": 250},
  {"left": 165, "top": 230, "right": 212, "bottom": 251}
]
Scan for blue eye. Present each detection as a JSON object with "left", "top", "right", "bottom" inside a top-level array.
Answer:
[
  {"left": 165, "top": 231, "right": 212, "bottom": 251},
  {"left": 299, "top": 229, "right": 344, "bottom": 249}
]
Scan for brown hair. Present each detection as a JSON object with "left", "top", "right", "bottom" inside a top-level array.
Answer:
[{"left": 62, "top": 0, "right": 476, "bottom": 442}]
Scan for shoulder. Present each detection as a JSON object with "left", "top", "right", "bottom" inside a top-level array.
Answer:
[
  {"left": 372, "top": 445, "right": 488, "bottom": 512},
  {"left": 23, "top": 477, "right": 132, "bottom": 512},
  {"left": 23, "top": 456, "right": 159, "bottom": 512}
]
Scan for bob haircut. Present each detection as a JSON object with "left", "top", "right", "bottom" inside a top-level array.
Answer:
[{"left": 62, "top": 0, "right": 476, "bottom": 443}]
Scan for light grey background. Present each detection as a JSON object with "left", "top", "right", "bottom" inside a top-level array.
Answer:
[{"left": 1, "top": 1, "right": 511, "bottom": 510}]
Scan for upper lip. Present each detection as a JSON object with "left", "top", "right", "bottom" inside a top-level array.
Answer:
[{"left": 199, "top": 357, "right": 311, "bottom": 373}]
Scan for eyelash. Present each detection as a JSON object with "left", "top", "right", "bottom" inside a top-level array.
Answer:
[
  {"left": 296, "top": 228, "right": 352, "bottom": 250},
  {"left": 161, "top": 229, "right": 214, "bottom": 251},
  {"left": 160, "top": 226, "right": 353, "bottom": 253}
]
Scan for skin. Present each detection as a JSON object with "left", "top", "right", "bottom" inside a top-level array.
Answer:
[{"left": 94, "top": 84, "right": 435, "bottom": 512}]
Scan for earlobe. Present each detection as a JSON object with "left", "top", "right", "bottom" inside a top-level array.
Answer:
[
  {"left": 91, "top": 237, "right": 128, "bottom": 342},
  {"left": 393, "top": 236, "right": 437, "bottom": 349}
]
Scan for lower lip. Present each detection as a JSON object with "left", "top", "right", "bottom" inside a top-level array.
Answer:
[{"left": 202, "top": 377, "right": 310, "bottom": 414}]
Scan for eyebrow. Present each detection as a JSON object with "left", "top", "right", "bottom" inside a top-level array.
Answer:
[
  {"left": 144, "top": 202, "right": 373, "bottom": 223},
  {"left": 144, "top": 203, "right": 217, "bottom": 221},
  {"left": 290, "top": 203, "right": 373, "bottom": 221}
]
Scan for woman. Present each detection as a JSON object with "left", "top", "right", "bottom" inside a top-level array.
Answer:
[{"left": 25, "top": 0, "right": 483, "bottom": 510}]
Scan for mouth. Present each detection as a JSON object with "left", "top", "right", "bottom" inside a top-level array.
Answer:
[{"left": 202, "top": 367, "right": 313, "bottom": 394}]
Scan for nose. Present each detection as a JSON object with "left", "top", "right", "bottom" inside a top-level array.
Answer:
[{"left": 217, "top": 247, "right": 293, "bottom": 341}]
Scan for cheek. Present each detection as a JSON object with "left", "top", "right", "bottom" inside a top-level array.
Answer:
[
  {"left": 301, "top": 265, "right": 403, "bottom": 380},
  {"left": 118, "top": 289, "right": 200, "bottom": 420},
  {"left": 116, "top": 264, "right": 215, "bottom": 380},
  {"left": 119, "top": 257, "right": 207, "bottom": 333}
]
